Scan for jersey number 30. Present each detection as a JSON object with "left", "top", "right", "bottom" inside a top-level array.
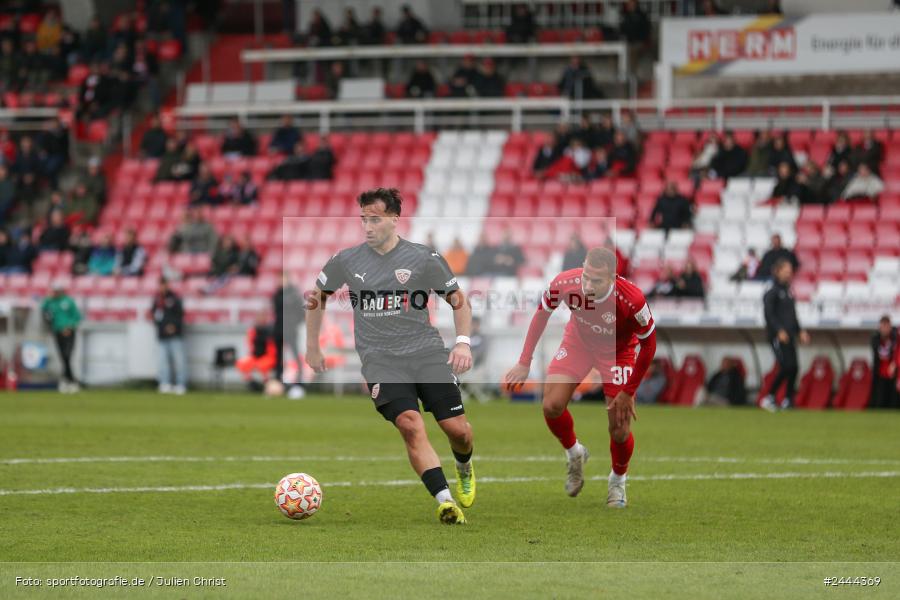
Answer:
[{"left": 610, "top": 366, "right": 633, "bottom": 385}]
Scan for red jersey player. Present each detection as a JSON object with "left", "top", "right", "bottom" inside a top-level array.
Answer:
[{"left": 504, "top": 247, "right": 657, "bottom": 507}]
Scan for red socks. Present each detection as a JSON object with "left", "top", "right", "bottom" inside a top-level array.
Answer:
[
  {"left": 610, "top": 432, "right": 635, "bottom": 475},
  {"left": 544, "top": 409, "right": 577, "bottom": 449}
]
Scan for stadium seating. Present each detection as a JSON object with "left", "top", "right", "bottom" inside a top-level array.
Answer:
[
  {"left": 794, "top": 356, "right": 835, "bottom": 409},
  {"left": 832, "top": 359, "right": 872, "bottom": 410},
  {"left": 668, "top": 354, "right": 706, "bottom": 405}
]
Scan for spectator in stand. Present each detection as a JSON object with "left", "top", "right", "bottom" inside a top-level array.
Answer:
[
  {"left": 506, "top": 3, "right": 537, "bottom": 43},
  {"left": 582, "top": 147, "right": 609, "bottom": 181},
  {"left": 700, "top": 357, "right": 747, "bottom": 406},
  {"left": 824, "top": 159, "right": 852, "bottom": 204},
  {"left": 337, "top": 8, "right": 362, "bottom": 46},
  {"left": 745, "top": 130, "right": 772, "bottom": 176},
  {"left": 0, "top": 165, "right": 14, "bottom": 226},
  {"left": 619, "top": 0, "right": 651, "bottom": 75},
  {"left": 362, "top": 7, "right": 387, "bottom": 45},
  {"left": 269, "top": 141, "right": 309, "bottom": 180},
  {"left": 325, "top": 61, "right": 345, "bottom": 99},
  {"left": 756, "top": 233, "right": 799, "bottom": 280},
  {"left": 797, "top": 162, "right": 826, "bottom": 204},
  {"left": 131, "top": 39, "right": 160, "bottom": 109},
  {"left": 236, "top": 171, "right": 258, "bottom": 205},
  {"left": 730, "top": 248, "right": 760, "bottom": 282},
  {"left": 825, "top": 131, "right": 852, "bottom": 177},
  {"left": 19, "top": 41, "right": 48, "bottom": 88},
  {"left": 698, "top": 0, "right": 725, "bottom": 15},
  {"left": 558, "top": 56, "right": 603, "bottom": 99},
  {"left": 448, "top": 55, "right": 479, "bottom": 98},
  {"left": 841, "top": 162, "right": 884, "bottom": 201},
  {"left": 574, "top": 113, "right": 601, "bottom": 149},
  {"left": 635, "top": 359, "right": 667, "bottom": 404},
  {"left": 36, "top": 12, "right": 62, "bottom": 52},
  {"left": 465, "top": 231, "right": 495, "bottom": 276},
  {"left": 709, "top": 131, "right": 748, "bottom": 179},
  {"left": 490, "top": 230, "right": 525, "bottom": 276},
  {"left": 87, "top": 233, "right": 116, "bottom": 276},
  {"left": 82, "top": 157, "right": 106, "bottom": 206},
  {"left": 151, "top": 278, "right": 187, "bottom": 395},
  {"left": 307, "top": 139, "right": 336, "bottom": 180},
  {"left": 767, "top": 133, "right": 796, "bottom": 174},
  {"left": 608, "top": 131, "right": 637, "bottom": 176},
  {"left": 406, "top": 59, "right": 437, "bottom": 98},
  {"left": 217, "top": 173, "right": 238, "bottom": 204},
  {"left": 562, "top": 232, "right": 587, "bottom": 271},
  {"left": 0, "top": 129, "right": 16, "bottom": 165},
  {"left": 870, "top": 315, "right": 899, "bottom": 409},
  {"left": 235, "top": 234, "right": 260, "bottom": 276},
  {"left": 208, "top": 235, "right": 240, "bottom": 290},
  {"left": 68, "top": 182, "right": 100, "bottom": 225},
  {"left": 168, "top": 206, "right": 217, "bottom": 254},
  {"left": 444, "top": 237, "right": 469, "bottom": 275},
  {"left": 45, "top": 190, "right": 67, "bottom": 222},
  {"left": 649, "top": 266, "right": 677, "bottom": 298},
  {"left": 39, "top": 208, "right": 70, "bottom": 251},
  {"left": 595, "top": 113, "right": 615, "bottom": 149},
  {"left": 396, "top": 4, "right": 428, "bottom": 44},
  {"left": 38, "top": 118, "right": 69, "bottom": 187},
  {"left": 41, "top": 281, "right": 82, "bottom": 393},
  {"left": 172, "top": 143, "right": 201, "bottom": 182},
  {"left": 70, "top": 231, "right": 92, "bottom": 276},
  {"left": 542, "top": 137, "right": 590, "bottom": 182},
  {"left": 115, "top": 228, "right": 145, "bottom": 277},
  {"left": 771, "top": 161, "right": 798, "bottom": 202},
  {"left": 189, "top": 164, "right": 220, "bottom": 206},
  {"left": 1, "top": 228, "right": 36, "bottom": 274},
  {"left": 140, "top": 114, "right": 169, "bottom": 158},
  {"left": 269, "top": 115, "right": 301, "bottom": 155},
  {"left": 0, "top": 39, "right": 19, "bottom": 90},
  {"left": 691, "top": 132, "right": 719, "bottom": 181},
  {"left": 854, "top": 129, "right": 884, "bottom": 173},
  {"left": 619, "top": 111, "right": 642, "bottom": 148},
  {"left": 81, "top": 16, "right": 107, "bottom": 63},
  {"left": 532, "top": 136, "right": 561, "bottom": 178},
  {"left": 78, "top": 62, "right": 113, "bottom": 121},
  {"left": 221, "top": 119, "right": 257, "bottom": 158},
  {"left": 651, "top": 181, "right": 693, "bottom": 233},
  {"left": 14, "top": 135, "right": 41, "bottom": 185},
  {"left": 306, "top": 9, "right": 332, "bottom": 47},
  {"left": 675, "top": 260, "right": 705, "bottom": 298}
]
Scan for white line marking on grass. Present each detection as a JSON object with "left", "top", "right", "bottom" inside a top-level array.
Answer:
[
  {"left": 1, "top": 471, "right": 899, "bottom": 497},
  {"left": 3, "top": 455, "right": 900, "bottom": 466}
]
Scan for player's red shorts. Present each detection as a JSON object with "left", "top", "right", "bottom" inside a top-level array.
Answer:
[{"left": 546, "top": 329, "right": 636, "bottom": 398}]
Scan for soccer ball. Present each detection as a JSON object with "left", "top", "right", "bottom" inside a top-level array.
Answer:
[{"left": 274, "top": 473, "right": 322, "bottom": 520}]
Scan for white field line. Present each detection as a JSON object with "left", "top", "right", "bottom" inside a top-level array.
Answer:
[
  {"left": 1, "top": 471, "right": 899, "bottom": 497},
  {"left": 2, "top": 455, "right": 900, "bottom": 466}
]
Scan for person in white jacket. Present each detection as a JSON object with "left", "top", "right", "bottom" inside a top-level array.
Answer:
[{"left": 841, "top": 163, "right": 884, "bottom": 200}]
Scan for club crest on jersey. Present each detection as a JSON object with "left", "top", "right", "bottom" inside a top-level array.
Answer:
[
  {"left": 602, "top": 311, "right": 616, "bottom": 324},
  {"left": 394, "top": 269, "right": 411, "bottom": 284},
  {"left": 555, "top": 347, "right": 568, "bottom": 360},
  {"left": 371, "top": 383, "right": 380, "bottom": 399}
]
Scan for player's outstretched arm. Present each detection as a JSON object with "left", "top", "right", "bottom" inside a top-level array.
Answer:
[
  {"left": 608, "top": 328, "right": 658, "bottom": 427},
  {"left": 445, "top": 289, "right": 473, "bottom": 374},
  {"left": 305, "top": 288, "right": 329, "bottom": 373},
  {"left": 503, "top": 306, "right": 553, "bottom": 391}
]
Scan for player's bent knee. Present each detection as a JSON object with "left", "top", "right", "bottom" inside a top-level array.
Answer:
[
  {"left": 394, "top": 411, "right": 426, "bottom": 441},
  {"left": 543, "top": 401, "right": 566, "bottom": 420},
  {"left": 608, "top": 423, "right": 630, "bottom": 442}
]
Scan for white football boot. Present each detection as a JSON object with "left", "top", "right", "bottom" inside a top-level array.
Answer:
[
  {"left": 565, "top": 445, "right": 589, "bottom": 497},
  {"left": 607, "top": 471, "right": 627, "bottom": 508}
]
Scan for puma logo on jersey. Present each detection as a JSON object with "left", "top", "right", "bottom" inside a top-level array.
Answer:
[{"left": 354, "top": 273, "right": 366, "bottom": 282}]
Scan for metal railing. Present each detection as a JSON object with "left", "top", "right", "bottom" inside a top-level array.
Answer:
[
  {"left": 172, "top": 95, "right": 900, "bottom": 135},
  {"left": 460, "top": 0, "right": 689, "bottom": 29}
]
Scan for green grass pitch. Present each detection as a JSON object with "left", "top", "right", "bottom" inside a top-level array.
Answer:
[{"left": 1, "top": 390, "right": 898, "bottom": 599}]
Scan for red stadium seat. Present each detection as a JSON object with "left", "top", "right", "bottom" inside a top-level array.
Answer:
[
  {"left": 832, "top": 359, "right": 872, "bottom": 410},
  {"left": 794, "top": 356, "right": 834, "bottom": 409},
  {"left": 756, "top": 366, "right": 788, "bottom": 406},
  {"left": 670, "top": 355, "right": 706, "bottom": 406}
]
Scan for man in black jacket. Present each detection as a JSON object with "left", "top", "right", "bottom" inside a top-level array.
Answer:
[
  {"left": 273, "top": 272, "right": 306, "bottom": 399},
  {"left": 756, "top": 234, "right": 799, "bottom": 281},
  {"left": 870, "top": 315, "right": 899, "bottom": 409},
  {"left": 151, "top": 279, "right": 187, "bottom": 395},
  {"left": 761, "top": 259, "right": 810, "bottom": 411}
]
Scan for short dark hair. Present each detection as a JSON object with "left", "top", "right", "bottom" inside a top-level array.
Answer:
[
  {"left": 358, "top": 187, "right": 402, "bottom": 216},
  {"left": 880, "top": 315, "right": 891, "bottom": 325},
  {"left": 585, "top": 247, "right": 617, "bottom": 273}
]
